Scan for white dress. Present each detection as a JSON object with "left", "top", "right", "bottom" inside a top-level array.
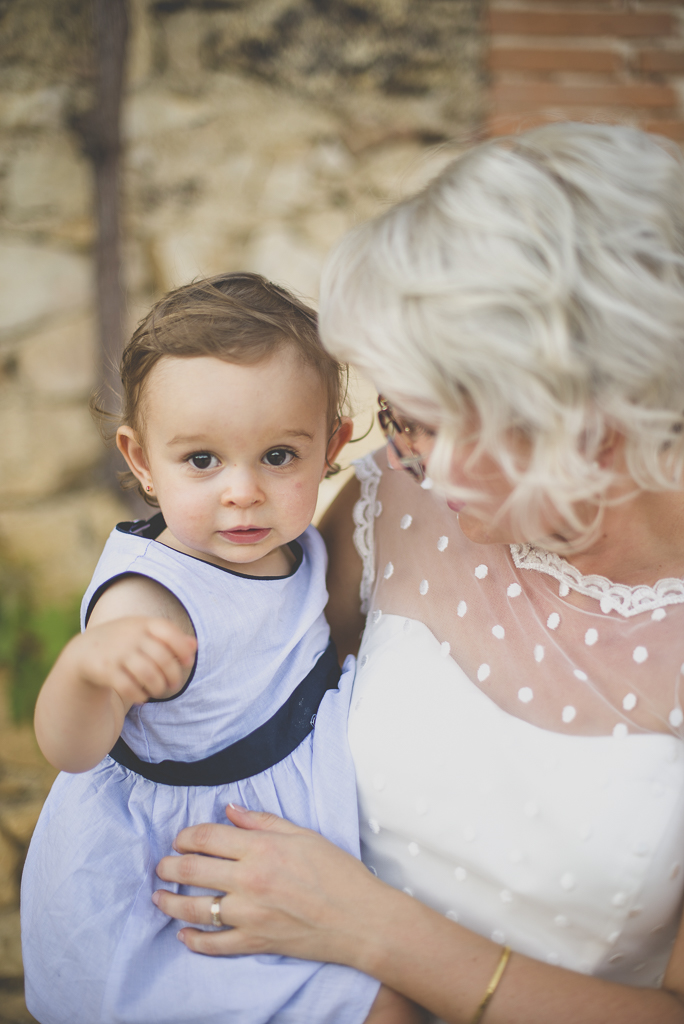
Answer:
[{"left": 349, "top": 451, "right": 684, "bottom": 996}]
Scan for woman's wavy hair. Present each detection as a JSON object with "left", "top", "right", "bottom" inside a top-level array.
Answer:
[
  {"left": 93, "top": 272, "right": 348, "bottom": 505},
  {"left": 319, "top": 123, "right": 684, "bottom": 549}
]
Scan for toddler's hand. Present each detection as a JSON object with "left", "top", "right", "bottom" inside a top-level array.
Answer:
[{"left": 66, "top": 617, "right": 197, "bottom": 708}]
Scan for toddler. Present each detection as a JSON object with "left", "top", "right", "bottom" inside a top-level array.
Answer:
[{"left": 22, "top": 274, "right": 421, "bottom": 1024}]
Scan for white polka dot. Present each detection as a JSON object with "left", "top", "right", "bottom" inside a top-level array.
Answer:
[
  {"left": 491, "top": 930, "right": 506, "bottom": 945},
  {"left": 454, "top": 867, "right": 467, "bottom": 882},
  {"left": 477, "top": 663, "right": 491, "bottom": 682},
  {"left": 524, "top": 800, "right": 539, "bottom": 818},
  {"left": 671, "top": 863, "right": 681, "bottom": 880},
  {"left": 509, "top": 849, "right": 523, "bottom": 864},
  {"left": 547, "top": 612, "right": 561, "bottom": 630},
  {"left": 372, "top": 609, "right": 382, "bottom": 624},
  {"left": 611, "top": 892, "right": 627, "bottom": 908},
  {"left": 562, "top": 705, "right": 577, "bottom": 723},
  {"left": 622, "top": 693, "right": 637, "bottom": 711},
  {"left": 579, "top": 822, "right": 592, "bottom": 841},
  {"left": 403, "top": 619, "right": 411, "bottom": 633},
  {"left": 474, "top": 564, "right": 488, "bottom": 579},
  {"left": 373, "top": 774, "right": 385, "bottom": 791},
  {"left": 534, "top": 644, "right": 545, "bottom": 663},
  {"left": 584, "top": 628, "right": 598, "bottom": 646},
  {"left": 558, "top": 581, "right": 570, "bottom": 597},
  {"left": 613, "top": 723, "right": 628, "bottom": 739},
  {"left": 560, "top": 872, "right": 576, "bottom": 891},
  {"left": 368, "top": 865, "right": 377, "bottom": 875},
  {"left": 368, "top": 818, "right": 380, "bottom": 834},
  {"left": 633, "top": 646, "right": 648, "bottom": 664},
  {"left": 440, "top": 641, "right": 451, "bottom": 657},
  {"left": 402, "top": 886, "right": 413, "bottom": 896},
  {"left": 400, "top": 514, "right": 412, "bottom": 530},
  {"left": 651, "top": 608, "right": 667, "bottom": 621},
  {"left": 437, "top": 535, "right": 449, "bottom": 552},
  {"left": 463, "top": 825, "right": 477, "bottom": 842},
  {"left": 445, "top": 909, "right": 459, "bottom": 921},
  {"left": 554, "top": 915, "right": 569, "bottom": 928},
  {"left": 492, "top": 624, "right": 505, "bottom": 639},
  {"left": 669, "top": 708, "right": 684, "bottom": 728},
  {"left": 361, "top": 654, "right": 369, "bottom": 668},
  {"left": 573, "top": 669, "right": 588, "bottom": 681},
  {"left": 608, "top": 953, "right": 624, "bottom": 964},
  {"left": 420, "top": 476, "right": 433, "bottom": 490},
  {"left": 457, "top": 600, "right": 467, "bottom": 617},
  {"left": 383, "top": 561, "right": 394, "bottom": 579},
  {"left": 518, "top": 687, "right": 534, "bottom": 704},
  {"left": 408, "top": 842, "right": 420, "bottom": 857},
  {"left": 607, "top": 930, "right": 620, "bottom": 945},
  {"left": 354, "top": 697, "right": 363, "bottom": 711},
  {"left": 500, "top": 889, "right": 513, "bottom": 903},
  {"left": 507, "top": 583, "right": 522, "bottom": 597},
  {"left": 419, "top": 579, "right": 429, "bottom": 596},
  {"left": 547, "top": 951, "right": 560, "bottom": 965}
]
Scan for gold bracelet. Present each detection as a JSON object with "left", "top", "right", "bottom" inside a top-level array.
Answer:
[{"left": 470, "top": 946, "right": 511, "bottom": 1024}]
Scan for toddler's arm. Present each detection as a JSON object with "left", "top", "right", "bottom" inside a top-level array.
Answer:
[
  {"left": 34, "top": 576, "right": 196, "bottom": 774},
  {"left": 365, "top": 986, "right": 429, "bottom": 1024}
]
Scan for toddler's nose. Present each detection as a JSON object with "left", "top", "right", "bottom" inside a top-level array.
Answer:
[{"left": 219, "top": 466, "right": 264, "bottom": 507}]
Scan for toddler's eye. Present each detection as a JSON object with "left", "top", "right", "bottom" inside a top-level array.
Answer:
[
  {"left": 188, "top": 453, "right": 218, "bottom": 470},
  {"left": 264, "top": 448, "right": 295, "bottom": 467}
]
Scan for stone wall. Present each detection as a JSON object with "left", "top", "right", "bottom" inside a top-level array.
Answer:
[{"left": 0, "top": 3, "right": 485, "bottom": 1018}]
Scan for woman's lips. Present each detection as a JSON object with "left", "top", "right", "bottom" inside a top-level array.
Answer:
[{"left": 219, "top": 527, "right": 271, "bottom": 544}]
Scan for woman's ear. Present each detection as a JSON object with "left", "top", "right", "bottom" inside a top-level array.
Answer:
[
  {"left": 117, "top": 426, "right": 154, "bottom": 495},
  {"left": 322, "top": 417, "right": 354, "bottom": 480}
]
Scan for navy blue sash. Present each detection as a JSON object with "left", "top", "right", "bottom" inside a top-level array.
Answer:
[{"left": 109, "top": 641, "right": 341, "bottom": 786}]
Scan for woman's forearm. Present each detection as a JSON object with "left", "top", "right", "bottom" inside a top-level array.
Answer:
[
  {"left": 354, "top": 880, "right": 684, "bottom": 1024},
  {"left": 155, "top": 810, "right": 684, "bottom": 1024}
]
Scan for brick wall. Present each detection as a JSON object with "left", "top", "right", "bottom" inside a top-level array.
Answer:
[{"left": 487, "top": 1, "right": 684, "bottom": 141}]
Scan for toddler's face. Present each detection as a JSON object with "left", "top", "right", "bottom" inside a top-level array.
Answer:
[{"left": 118, "top": 350, "right": 348, "bottom": 576}]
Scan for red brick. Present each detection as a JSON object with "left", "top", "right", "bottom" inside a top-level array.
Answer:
[
  {"left": 641, "top": 120, "right": 684, "bottom": 142},
  {"left": 489, "top": 12, "right": 676, "bottom": 38},
  {"left": 492, "top": 83, "right": 678, "bottom": 113},
  {"left": 488, "top": 48, "right": 622, "bottom": 73},
  {"left": 637, "top": 51, "right": 684, "bottom": 74}
]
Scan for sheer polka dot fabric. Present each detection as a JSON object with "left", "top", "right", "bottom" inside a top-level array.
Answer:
[{"left": 354, "top": 451, "right": 684, "bottom": 739}]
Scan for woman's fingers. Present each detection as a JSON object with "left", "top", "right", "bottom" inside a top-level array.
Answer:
[
  {"left": 223, "top": 803, "right": 305, "bottom": 835},
  {"left": 177, "top": 927, "right": 252, "bottom": 956},
  {"left": 157, "top": 850, "right": 239, "bottom": 892}
]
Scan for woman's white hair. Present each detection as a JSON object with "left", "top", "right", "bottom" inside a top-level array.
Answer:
[{"left": 319, "top": 122, "right": 684, "bottom": 547}]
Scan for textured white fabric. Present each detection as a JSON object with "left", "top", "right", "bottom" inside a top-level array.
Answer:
[{"left": 350, "top": 450, "right": 684, "bottom": 989}]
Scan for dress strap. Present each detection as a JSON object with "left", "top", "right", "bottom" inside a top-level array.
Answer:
[
  {"left": 109, "top": 641, "right": 341, "bottom": 786},
  {"left": 353, "top": 452, "right": 383, "bottom": 614}
]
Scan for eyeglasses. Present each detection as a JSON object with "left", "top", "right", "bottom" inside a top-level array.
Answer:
[{"left": 377, "top": 395, "right": 429, "bottom": 483}]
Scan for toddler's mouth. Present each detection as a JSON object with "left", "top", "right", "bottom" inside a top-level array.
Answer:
[{"left": 220, "top": 527, "right": 271, "bottom": 544}]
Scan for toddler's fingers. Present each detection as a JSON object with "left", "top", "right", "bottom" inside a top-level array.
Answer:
[
  {"left": 145, "top": 618, "right": 197, "bottom": 666},
  {"left": 122, "top": 650, "right": 172, "bottom": 699}
]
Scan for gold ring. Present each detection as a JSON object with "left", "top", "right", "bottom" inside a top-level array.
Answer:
[{"left": 210, "top": 896, "right": 223, "bottom": 928}]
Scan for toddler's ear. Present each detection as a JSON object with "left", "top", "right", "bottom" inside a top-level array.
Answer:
[
  {"left": 117, "top": 426, "right": 152, "bottom": 492},
  {"left": 323, "top": 417, "right": 354, "bottom": 479}
]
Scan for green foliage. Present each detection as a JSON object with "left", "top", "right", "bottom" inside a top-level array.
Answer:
[{"left": 0, "top": 561, "right": 80, "bottom": 723}]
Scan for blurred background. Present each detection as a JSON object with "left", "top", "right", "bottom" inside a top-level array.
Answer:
[{"left": 0, "top": 1, "right": 682, "bottom": 1019}]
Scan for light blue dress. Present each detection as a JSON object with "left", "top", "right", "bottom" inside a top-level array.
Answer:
[{"left": 22, "top": 514, "right": 380, "bottom": 1024}]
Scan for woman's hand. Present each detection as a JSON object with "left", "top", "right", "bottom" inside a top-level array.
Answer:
[{"left": 154, "top": 804, "right": 384, "bottom": 968}]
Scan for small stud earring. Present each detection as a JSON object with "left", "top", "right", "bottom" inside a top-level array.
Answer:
[{"left": 146, "top": 485, "right": 152, "bottom": 492}]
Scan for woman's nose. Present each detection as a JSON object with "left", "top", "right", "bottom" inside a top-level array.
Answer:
[{"left": 219, "top": 466, "right": 264, "bottom": 507}]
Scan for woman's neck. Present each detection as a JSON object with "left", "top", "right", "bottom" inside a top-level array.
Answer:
[{"left": 565, "top": 487, "right": 684, "bottom": 587}]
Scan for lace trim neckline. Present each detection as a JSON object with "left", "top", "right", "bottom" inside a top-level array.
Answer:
[{"left": 510, "top": 543, "right": 684, "bottom": 618}]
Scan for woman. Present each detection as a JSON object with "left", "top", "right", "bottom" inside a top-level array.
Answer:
[{"left": 153, "top": 123, "right": 684, "bottom": 1022}]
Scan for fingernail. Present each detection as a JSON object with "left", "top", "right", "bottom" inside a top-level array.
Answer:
[
  {"left": 177, "top": 930, "right": 186, "bottom": 943},
  {"left": 151, "top": 891, "right": 160, "bottom": 906},
  {"left": 228, "top": 803, "right": 247, "bottom": 811}
]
